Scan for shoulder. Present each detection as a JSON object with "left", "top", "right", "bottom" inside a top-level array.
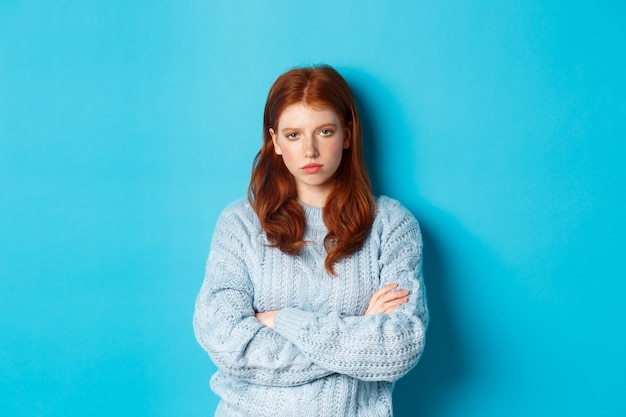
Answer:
[
  {"left": 374, "top": 196, "right": 418, "bottom": 225},
  {"left": 373, "top": 196, "right": 422, "bottom": 245},
  {"left": 219, "top": 198, "right": 255, "bottom": 219},
  {"left": 213, "top": 198, "right": 261, "bottom": 238},
  {"left": 375, "top": 195, "right": 404, "bottom": 212}
]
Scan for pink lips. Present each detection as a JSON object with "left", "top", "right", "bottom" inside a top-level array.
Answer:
[{"left": 302, "top": 163, "right": 323, "bottom": 174}]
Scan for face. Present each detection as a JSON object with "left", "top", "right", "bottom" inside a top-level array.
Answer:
[{"left": 270, "top": 103, "right": 350, "bottom": 207}]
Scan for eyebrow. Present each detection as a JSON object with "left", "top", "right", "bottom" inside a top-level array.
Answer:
[{"left": 280, "top": 123, "right": 337, "bottom": 133}]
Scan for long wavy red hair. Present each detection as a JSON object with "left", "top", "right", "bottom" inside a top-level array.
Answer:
[{"left": 248, "top": 65, "right": 375, "bottom": 275}]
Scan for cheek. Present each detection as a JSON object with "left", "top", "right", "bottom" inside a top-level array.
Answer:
[
  {"left": 278, "top": 146, "right": 298, "bottom": 167},
  {"left": 328, "top": 142, "right": 345, "bottom": 162}
]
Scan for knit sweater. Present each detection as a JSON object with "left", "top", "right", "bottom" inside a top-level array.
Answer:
[{"left": 193, "top": 196, "right": 428, "bottom": 417}]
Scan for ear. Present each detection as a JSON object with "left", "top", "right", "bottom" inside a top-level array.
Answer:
[
  {"left": 269, "top": 128, "right": 282, "bottom": 155},
  {"left": 343, "top": 122, "right": 352, "bottom": 149}
]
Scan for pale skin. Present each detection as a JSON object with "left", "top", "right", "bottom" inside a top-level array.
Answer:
[
  {"left": 269, "top": 103, "right": 349, "bottom": 208},
  {"left": 256, "top": 103, "right": 409, "bottom": 329}
]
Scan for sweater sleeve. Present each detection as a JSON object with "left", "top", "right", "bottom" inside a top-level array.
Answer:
[
  {"left": 193, "top": 207, "right": 333, "bottom": 387},
  {"left": 273, "top": 198, "right": 429, "bottom": 382}
]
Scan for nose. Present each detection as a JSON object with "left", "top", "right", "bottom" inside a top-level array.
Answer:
[{"left": 304, "top": 135, "right": 319, "bottom": 158}]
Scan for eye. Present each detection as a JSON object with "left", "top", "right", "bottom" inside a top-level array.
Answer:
[
  {"left": 286, "top": 132, "right": 299, "bottom": 140},
  {"left": 320, "top": 129, "right": 334, "bottom": 136}
]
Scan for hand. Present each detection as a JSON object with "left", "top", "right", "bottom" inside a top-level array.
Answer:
[
  {"left": 364, "top": 283, "right": 409, "bottom": 316},
  {"left": 255, "top": 310, "right": 279, "bottom": 329}
]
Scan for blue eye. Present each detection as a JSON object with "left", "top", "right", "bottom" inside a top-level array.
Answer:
[
  {"left": 287, "top": 132, "right": 299, "bottom": 139},
  {"left": 320, "top": 129, "right": 334, "bottom": 136}
]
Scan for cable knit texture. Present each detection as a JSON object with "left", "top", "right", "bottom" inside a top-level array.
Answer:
[{"left": 193, "top": 196, "right": 428, "bottom": 417}]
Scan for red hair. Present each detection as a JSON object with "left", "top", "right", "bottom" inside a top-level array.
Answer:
[{"left": 248, "top": 65, "right": 375, "bottom": 275}]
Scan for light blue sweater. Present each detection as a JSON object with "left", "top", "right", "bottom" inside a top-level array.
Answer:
[{"left": 193, "top": 196, "right": 428, "bottom": 417}]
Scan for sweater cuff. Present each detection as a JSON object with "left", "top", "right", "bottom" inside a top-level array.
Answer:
[{"left": 274, "top": 307, "right": 316, "bottom": 343}]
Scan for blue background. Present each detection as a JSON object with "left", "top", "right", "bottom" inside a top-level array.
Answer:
[{"left": 2, "top": 1, "right": 625, "bottom": 416}]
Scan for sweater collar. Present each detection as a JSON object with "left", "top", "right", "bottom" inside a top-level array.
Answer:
[{"left": 300, "top": 202, "right": 325, "bottom": 227}]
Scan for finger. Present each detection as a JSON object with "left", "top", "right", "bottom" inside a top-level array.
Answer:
[
  {"left": 378, "top": 289, "right": 409, "bottom": 304},
  {"left": 382, "top": 297, "right": 408, "bottom": 314},
  {"left": 365, "top": 285, "right": 407, "bottom": 316},
  {"left": 371, "top": 283, "right": 399, "bottom": 300},
  {"left": 367, "top": 295, "right": 407, "bottom": 316},
  {"left": 384, "top": 295, "right": 408, "bottom": 309},
  {"left": 367, "top": 289, "right": 408, "bottom": 312}
]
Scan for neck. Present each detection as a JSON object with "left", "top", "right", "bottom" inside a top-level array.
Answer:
[{"left": 297, "top": 189, "right": 330, "bottom": 208}]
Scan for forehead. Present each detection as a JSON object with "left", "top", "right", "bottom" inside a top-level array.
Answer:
[{"left": 277, "top": 103, "right": 340, "bottom": 127}]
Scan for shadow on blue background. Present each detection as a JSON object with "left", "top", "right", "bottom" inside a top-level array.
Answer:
[
  {"left": 349, "top": 69, "right": 468, "bottom": 416},
  {"left": 396, "top": 224, "right": 463, "bottom": 416}
]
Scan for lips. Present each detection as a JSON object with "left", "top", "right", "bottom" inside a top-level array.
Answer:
[{"left": 302, "top": 163, "right": 323, "bottom": 174}]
